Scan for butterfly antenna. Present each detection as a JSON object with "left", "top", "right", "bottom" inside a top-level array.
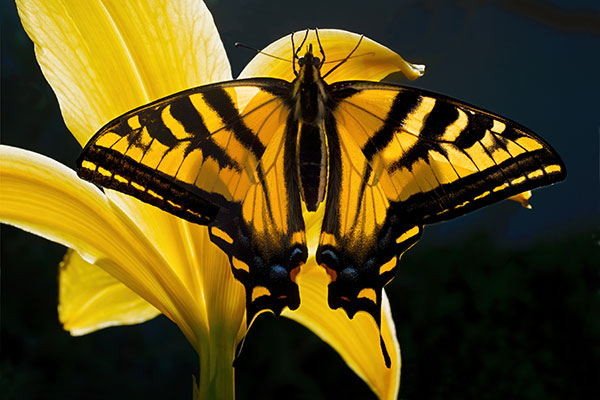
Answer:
[
  {"left": 315, "top": 28, "right": 326, "bottom": 66},
  {"left": 234, "top": 42, "right": 290, "bottom": 62},
  {"left": 295, "top": 29, "right": 310, "bottom": 55},
  {"left": 291, "top": 29, "right": 309, "bottom": 76},
  {"left": 291, "top": 32, "right": 298, "bottom": 75},
  {"left": 322, "top": 51, "right": 375, "bottom": 64},
  {"left": 321, "top": 34, "right": 365, "bottom": 80}
]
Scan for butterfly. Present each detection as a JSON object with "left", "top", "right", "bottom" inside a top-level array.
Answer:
[{"left": 77, "top": 29, "right": 566, "bottom": 367}]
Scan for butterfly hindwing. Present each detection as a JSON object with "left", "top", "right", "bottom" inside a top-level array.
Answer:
[
  {"left": 317, "top": 80, "right": 565, "bottom": 344},
  {"left": 77, "top": 78, "right": 308, "bottom": 322}
]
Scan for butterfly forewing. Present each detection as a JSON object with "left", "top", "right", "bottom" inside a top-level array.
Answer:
[
  {"left": 330, "top": 82, "right": 566, "bottom": 223},
  {"left": 77, "top": 78, "right": 308, "bottom": 323}
]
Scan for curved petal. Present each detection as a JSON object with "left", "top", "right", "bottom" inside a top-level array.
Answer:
[
  {"left": 187, "top": 224, "right": 246, "bottom": 341},
  {"left": 59, "top": 249, "right": 160, "bottom": 336},
  {"left": 0, "top": 145, "right": 207, "bottom": 350},
  {"left": 283, "top": 259, "right": 400, "bottom": 400},
  {"left": 16, "top": 0, "right": 231, "bottom": 146},
  {"left": 239, "top": 29, "right": 424, "bottom": 83},
  {"left": 509, "top": 191, "right": 532, "bottom": 209},
  {"left": 104, "top": 192, "right": 212, "bottom": 305},
  {"left": 16, "top": 0, "right": 231, "bottom": 303}
]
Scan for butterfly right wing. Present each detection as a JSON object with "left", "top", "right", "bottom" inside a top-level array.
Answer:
[
  {"left": 317, "top": 81, "right": 565, "bottom": 366},
  {"left": 77, "top": 78, "right": 308, "bottom": 322}
]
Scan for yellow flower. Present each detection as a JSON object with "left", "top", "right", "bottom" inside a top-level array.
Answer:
[{"left": 0, "top": 0, "right": 432, "bottom": 398}]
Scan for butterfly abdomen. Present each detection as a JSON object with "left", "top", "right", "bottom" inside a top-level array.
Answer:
[{"left": 298, "top": 123, "right": 327, "bottom": 211}]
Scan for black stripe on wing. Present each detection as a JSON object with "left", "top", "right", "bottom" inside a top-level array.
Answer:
[
  {"left": 361, "top": 90, "right": 421, "bottom": 163},
  {"left": 202, "top": 87, "right": 267, "bottom": 160}
]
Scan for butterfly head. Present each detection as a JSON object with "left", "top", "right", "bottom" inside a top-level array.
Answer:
[
  {"left": 292, "top": 29, "right": 326, "bottom": 76},
  {"left": 297, "top": 44, "right": 322, "bottom": 69},
  {"left": 294, "top": 44, "right": 323, "bottom": 84}
]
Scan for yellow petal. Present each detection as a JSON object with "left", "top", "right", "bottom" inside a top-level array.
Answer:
[
  {"left": 104, "top": 192, "right": 212, "bottom": 306},
  {"left": 187, "top": 224, "right": 245, "bottom": 342},
  {"left": 0, "top": 145, "right": 206, "bottom": 351},
  {"left": 16, "top": 0, "right": 232, "bottom": 303},
  {"left": 509, "top": 190, "right": 532, "bottom": 209},
  {"left": 238, "top": 29, "right": 424, "bottom": 83},
  {"left": 16, "top": 0, "right": 231, "bottom": 146},
  {"left": 59, "top": 249, "right": 160, "bottom": 336},
  {"left": 283, "top": 259, "right": 400, "bottom": 400}
]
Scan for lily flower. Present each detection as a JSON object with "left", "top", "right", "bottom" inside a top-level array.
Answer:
[{"left": 1, "top": 0, "right": 431, "bottom": 398}]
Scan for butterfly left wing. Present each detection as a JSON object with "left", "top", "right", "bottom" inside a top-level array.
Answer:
[
  {"left": 317, "top": 81, "right": 566, "bottom": 366},
  {"left": 77, "top": 78, "right": 308, "bottom": 323}
]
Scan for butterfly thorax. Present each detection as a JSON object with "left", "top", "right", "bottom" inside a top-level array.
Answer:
[
  {"left": 293, "top": 49, "right": 327, "bottom": 123},
  {"left": 293, "top": 47, "right": 328, "bottom": 211}
]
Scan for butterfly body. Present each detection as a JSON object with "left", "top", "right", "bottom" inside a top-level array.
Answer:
[
  {"left": 292, "top": 45, "right": 329, "bottom": 210},
  {"left": 77, "top": 31, "right": 565, "bottom": 367}
]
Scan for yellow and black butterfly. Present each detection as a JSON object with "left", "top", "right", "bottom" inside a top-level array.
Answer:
[{"left": 77, "top": 30, "right": 565, "bottom": 367}]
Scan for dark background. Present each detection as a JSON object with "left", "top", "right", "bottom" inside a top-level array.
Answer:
[{"left": 2, "top": 0, "right": 599, "bottom": 398}]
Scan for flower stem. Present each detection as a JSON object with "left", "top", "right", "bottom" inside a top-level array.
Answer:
[{"left": 194, "top": 331, "right": 236, "bottom": 400}]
